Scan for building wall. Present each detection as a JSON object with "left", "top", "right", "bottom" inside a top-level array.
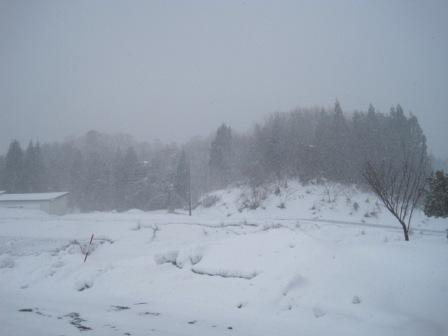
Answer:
[
  {"left": 40, "top": 201, "right": 51, "bottom": 214},
  {"left": 0, "top": 196, "right": 69, "bottom": 215},
  {"left": 49, "top": 196, "right": 68, "bottom": 215},
  {"left": 0, "top": 200, "right": 47, "bottom": 211}
]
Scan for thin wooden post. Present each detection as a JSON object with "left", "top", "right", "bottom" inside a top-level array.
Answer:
[
  {"left": 84, "top": 234, "right": 94, "bottom": 263},
  {"left": 188, "top": 157, "right": 192, "bottom": 216}
]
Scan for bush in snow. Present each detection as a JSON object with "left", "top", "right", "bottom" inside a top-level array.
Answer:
[
  {"left": 261, "top": 223, "right": 282, "bottom": 231},
  {"left": 313, "top": 307, "right": 326, "bottom": 318},
  {"left": 352, "top": 295, "right": 362, "bottom": 304},
  {"left": 75, "top": 279, "right": 93, "bottom": 291},
  {"left": 200, "top": 194, "right": 221, "bottom": 208},
  {"left": 0, "top": 256, "right": 15, "bottom": 269},
  {"left": 322, "top": 180, "right": 342, "bottom": 203},
  {"left": 238, "top": 186, "right": 268, "bottom": 211},
  {"left": 364, "top": 211, "right": 378, "bottom": 218},
  {"left": 154, "top": 250, "right": 179, "bottom": 266}
]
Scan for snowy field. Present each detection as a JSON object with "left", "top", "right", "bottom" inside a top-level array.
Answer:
[{"left": 1, "top": 182, "right": 447, "bottom": 336}]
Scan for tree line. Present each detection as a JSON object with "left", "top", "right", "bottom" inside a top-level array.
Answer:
[{"left": 0, "top": 102, "right": 440, "bottom": 214}]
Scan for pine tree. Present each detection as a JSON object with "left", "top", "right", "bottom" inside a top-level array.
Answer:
[
  {"left": 0, "top": 155, "right": 5, "bottom": 190},
  {"left": 424, "top": 171, "right": 448, "bottom": 218},
  {"left": 209, "top": 124, "right": 232, "bottom": 188},
  {"left": 122, "top": 147, "right": 141, "bottom": 209},
  {"left": 111, "top": 149, "right": 125, "bottom": 210},
  {"left": 174, "top": 150, "right": 189, "bottom": 204},
  {"left": 69, "top": 149, "right": 85, "bottom": 210},
  {"left": 33, "top": 142, "right": 46, "bottom": 191},
  {"left": 330, "top": 101, "right": 351, "bottom": 181},
  {"left": 242, "top": 124, "right": 267, "bottom": 187},
  {"left": 81, "top": 151, "right": 112, "bottom": 211},
  {"left": 3, "top": 140, "right": 25, "bottom": 193},
  {"left": 23, "top": 141, "right": 34, "bottom": 192},
  {"left": 262, "top": 113, "right": 288, "bottom": 180},
  {"left": 315, "top": 101, "right": 351, "bottom": 182},
  {"left": 23, "top": 142, "right": 46, "bottom": 192}
]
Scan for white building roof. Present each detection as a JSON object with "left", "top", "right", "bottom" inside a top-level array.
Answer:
[{"left": 0, "top": 192, "right": 69, "bottom": 202}]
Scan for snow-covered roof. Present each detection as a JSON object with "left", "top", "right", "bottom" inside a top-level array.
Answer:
[
  {"left": 0, "top": 192, "right": 69, "bottom": 202},
  {"left": 0, "top": 191, "right": 5, "bottom": 195}
]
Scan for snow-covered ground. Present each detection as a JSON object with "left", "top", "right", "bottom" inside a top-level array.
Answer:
[{"left": 1, "top": 181, "right": 447, "bottom": 336}]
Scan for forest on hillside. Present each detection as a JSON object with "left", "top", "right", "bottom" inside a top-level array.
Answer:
[{"left": 0, "top": 102, "right": 434, "bottom": 212}]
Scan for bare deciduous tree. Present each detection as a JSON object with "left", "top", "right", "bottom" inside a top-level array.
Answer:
[
  {"left": 363, "top": 148, "right": 429, "bottom": 241},
  {"left": 321, "top": 179, "right": 342, "bottom": 203}
]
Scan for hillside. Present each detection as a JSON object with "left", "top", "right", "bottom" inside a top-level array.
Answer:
[{"left": 0, "top": 182, "right": 447, "bottom": 336}]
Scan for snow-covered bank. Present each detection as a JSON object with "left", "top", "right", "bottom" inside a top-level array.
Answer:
[{"left": 0, "top": 183, "right": 447, "bottom": 336}]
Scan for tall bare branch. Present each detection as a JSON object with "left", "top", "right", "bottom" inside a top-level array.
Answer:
[{"left": 362, "top": 147, "right": 429, "bottom": 241}]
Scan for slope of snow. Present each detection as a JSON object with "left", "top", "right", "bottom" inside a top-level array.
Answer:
[{"left": 0, "top": 181, "right": 447, "bottom": 336}]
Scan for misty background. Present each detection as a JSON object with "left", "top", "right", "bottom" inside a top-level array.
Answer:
[{"left": 0, "top": 0, "right": 447, "bottom": 158}]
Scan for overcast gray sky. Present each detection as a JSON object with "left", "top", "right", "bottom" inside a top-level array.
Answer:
[{"left": 1, "top": 0, "right": 447, "bottom": 157}]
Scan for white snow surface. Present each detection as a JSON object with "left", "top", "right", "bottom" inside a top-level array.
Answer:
[{"left": 0, "top": 181, "right": 447, "bottom": 336}]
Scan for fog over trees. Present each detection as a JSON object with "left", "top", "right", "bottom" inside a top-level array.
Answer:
[{"left": 0, "top": 102, "right": 434, "bottom": 213}]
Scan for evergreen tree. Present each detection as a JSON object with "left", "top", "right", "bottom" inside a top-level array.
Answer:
[
  {"left": 0, "top": 155, "right": 5, "bottom": 190},
  {"left": 81, "top": 151, "right": 112, "bottom": 211},
  {"left": 315, "top": 110, "right": 330, "bottom": 178},
  {"left": 111, "top": 149, "right": 125, "bottom": 210},
  {"left": 330, "top": 101, "right": 351, "bottom": 181},
  {"left": 209, "top": 124, "right": 232, "bottom": 188},
  {"left": 33, "top": 142, "right": 46, "bottom": 191},
  {"left": 173, "top": 150, "right": 189, "bottom": 205},
  {"left": 140, "top": 144, "right": 179, "bottom": 210},
  {"left": 284, "top": 109, "right": 318, "bottom": 180},
  {"left": 350, "top": 104, "right": 382, "bottom": 182},
  {"left": 3, "top": 140, "right": 25, "bottom": 192},
  {"left": 122, "top": 147, "right": 141, "bottom": 209},
  {"left": 315, "top": 101, "right": 351, "bottom": 182},
  {"left": 69, "top": 149, "right": 85, "bottom": 210},
  {"left": 23, "top": 142, "right": 46, "bottom": 192},
  {"left": 262, "top": 113, "right": 288, "bottom": 180},
  {"left": 424, "top": 170, "right": 448, "bottom": 218},
  {"left": 242, "top": 124, "right": 267, "bottom": 187},
  {"left": 23, "top": 141, "right": 34, "bottom": 191}
]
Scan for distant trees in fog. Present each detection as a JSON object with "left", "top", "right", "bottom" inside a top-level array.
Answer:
[
  {"left": 240, "top": 102, "right": 430, "bottom": 188},
  {"left": 1, "top": 141, "right": 45, "bottom": 193},
  {"left": 0, "top": 102, "right": 432, "bottom": 213}
]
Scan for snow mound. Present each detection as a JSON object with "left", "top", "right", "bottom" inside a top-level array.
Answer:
[
  {"left": 126, "top": 209, "right": 145, "bottom": 214},
  {"left": 191, "top": 266, "right": 258, "bottom": 280},
  {"left": 282, "top": 275, "right": 307, "bottom": 296},
  {"left": 154, "top": 246, "right": 205, "bottom": 268},
  {"left": 154, "top": 250, "right": 179, "bottom": 266}
]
